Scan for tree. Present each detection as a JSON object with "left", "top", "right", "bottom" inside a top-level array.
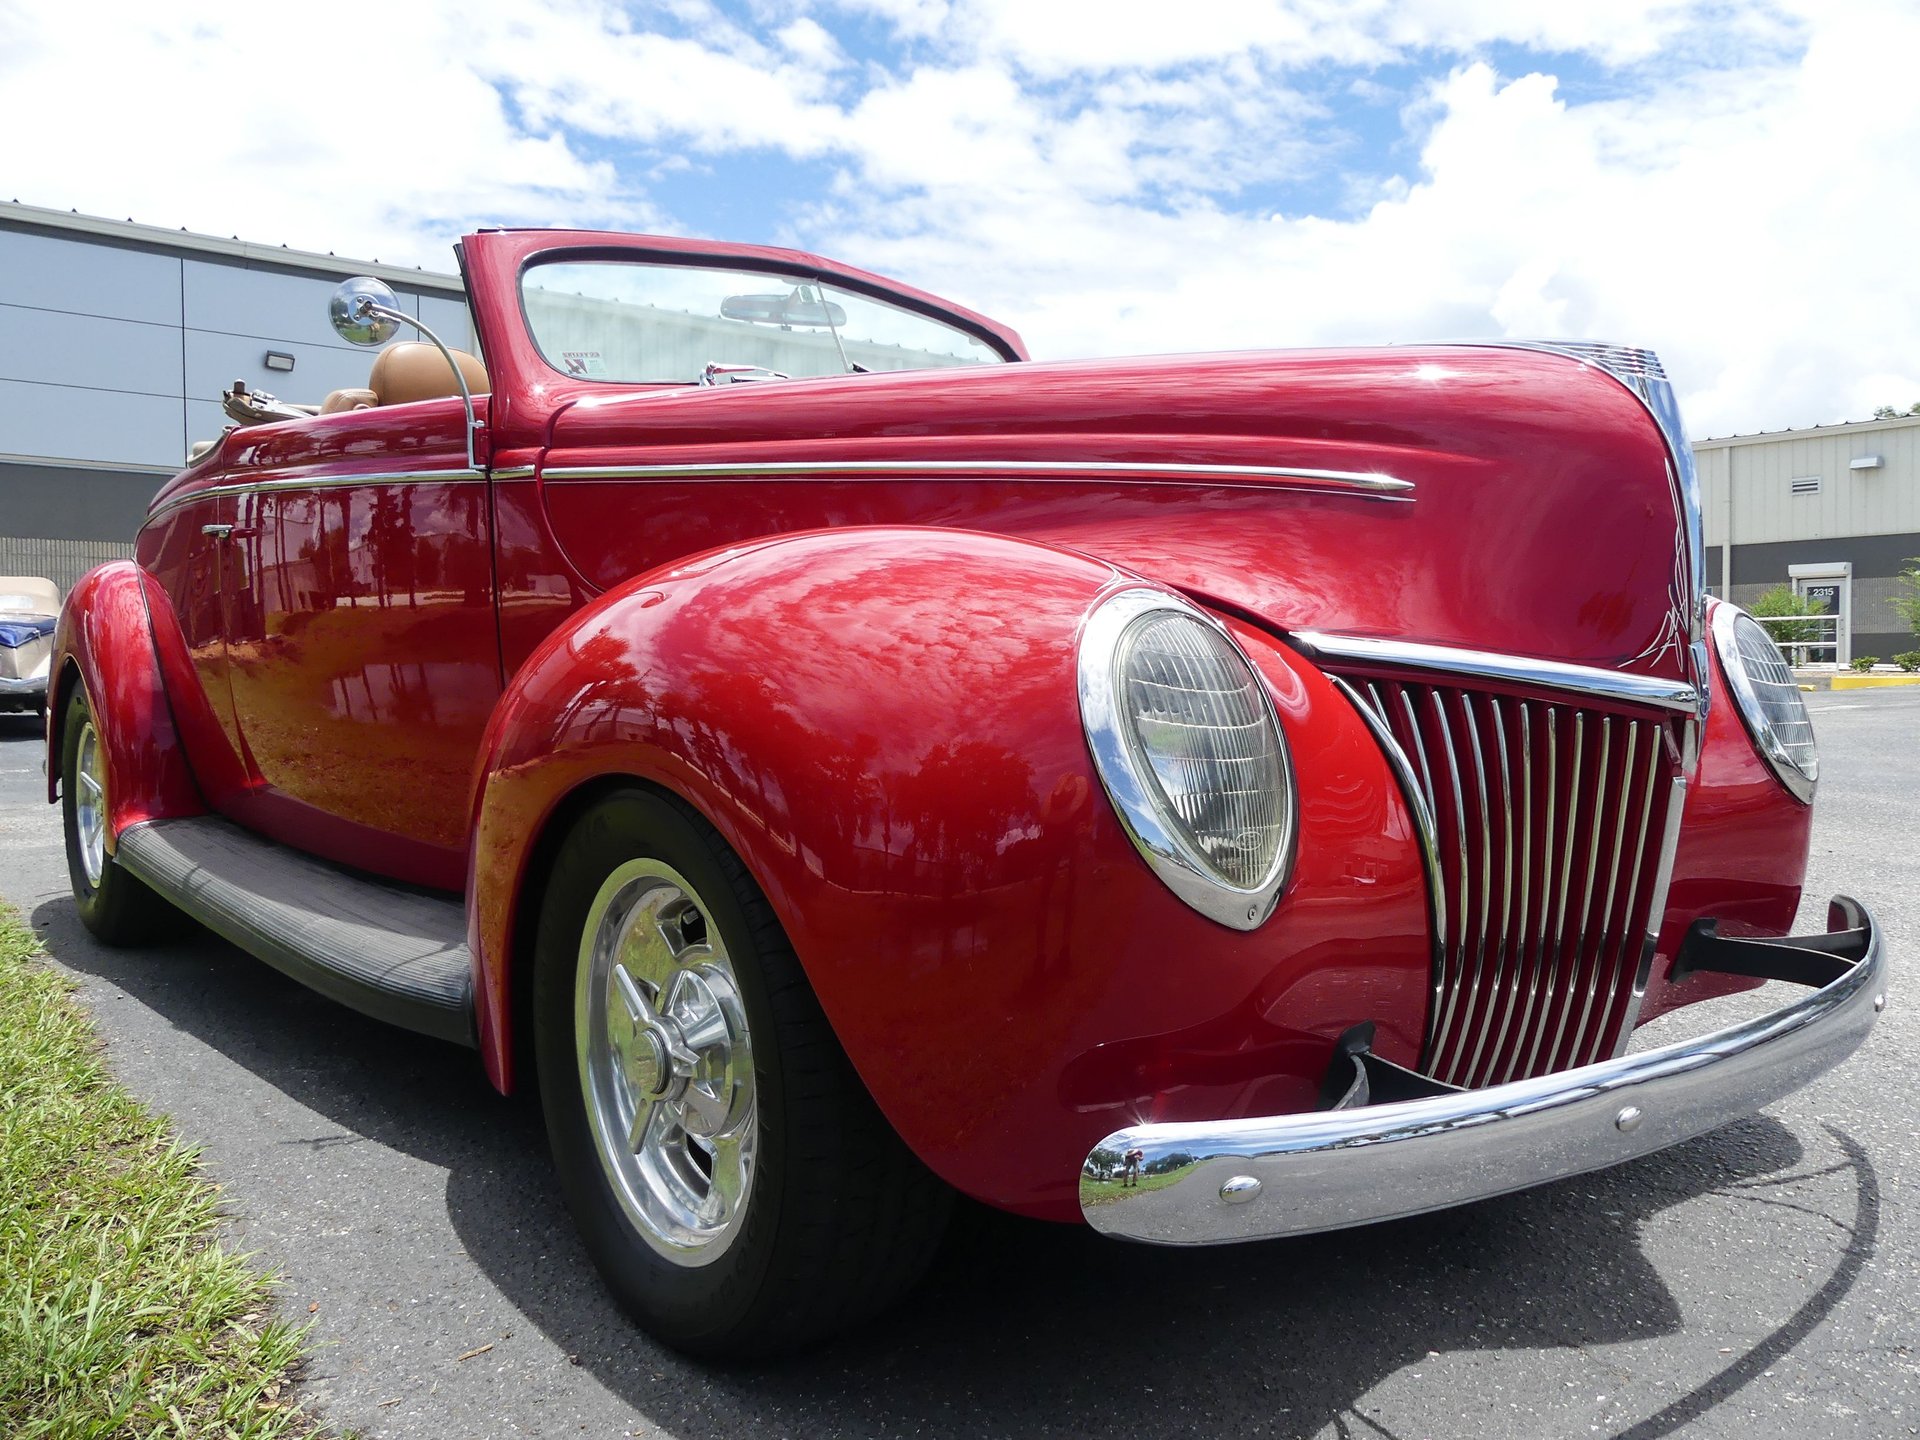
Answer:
[
  {"left": 1871, "top": 401, "right": 1920, "bottom": 419},
  {"left": 1890, "top": 558, "right": 1920, "bottom": 642}
]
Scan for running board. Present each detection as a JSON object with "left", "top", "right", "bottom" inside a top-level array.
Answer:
[{"left": 116, "top": 817, "right": 476, "bottom": 1047}]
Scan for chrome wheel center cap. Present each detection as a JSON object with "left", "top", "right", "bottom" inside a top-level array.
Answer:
[{"left": 628, "top": 1024, "right": 675, "bottom": 1101}]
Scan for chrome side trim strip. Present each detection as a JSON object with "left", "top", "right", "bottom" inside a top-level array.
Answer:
[
  {"left": 148, "top": 468, "right": 485, "bottom": 524},
  {"left": 1080, "top": 899, "right": 1885, "bottom": 1245},
  {"left": 543, "top": 458, "right": 1415, "bottom": 497},
  {"left": 491, "top": 465, "right": 536, "bottom": 480},
  {"left": 1296, "top": 632, "right": 1698, "bottom": 713}
]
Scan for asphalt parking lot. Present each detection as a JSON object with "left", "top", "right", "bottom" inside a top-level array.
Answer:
[{"left": 0, "top": 687, "right": 1914, "bottom": 1440}]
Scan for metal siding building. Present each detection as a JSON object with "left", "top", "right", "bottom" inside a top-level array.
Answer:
[
  {"left": 1697, "top": 415, "right": 1920, "bottom": 663},
  {"left": 0, "top": 203, "right": 469, "bottom": 589},
  {"left": 7, "top": 201, "right": 1918, "bottom": 665}
]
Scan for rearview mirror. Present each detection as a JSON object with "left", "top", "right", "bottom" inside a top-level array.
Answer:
[{"left": 720, "top": 290, "right": 847, "bottom": 329}]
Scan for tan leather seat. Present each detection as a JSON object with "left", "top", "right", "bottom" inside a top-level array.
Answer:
[
  {"left": 317, "top": 342, "right": 489, "bottom": 415},
  {"left": 319, "top": 387, "right": 377, "bottom": 415},
  {"left": 368, "top": 342, "right": 490, "bottom": 405}
]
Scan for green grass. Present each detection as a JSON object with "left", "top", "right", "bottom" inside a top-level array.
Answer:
[
  {"left": 1079, "top": 1166, "right": 1194, "bottom": 1207},
  {"left": 0, "top": 906, "right": 333, "bottom": 1438}
]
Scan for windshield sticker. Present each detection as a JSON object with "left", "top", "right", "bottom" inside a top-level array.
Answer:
[{"left": 560, "top": 350, "right": 609, "bottom": 378}]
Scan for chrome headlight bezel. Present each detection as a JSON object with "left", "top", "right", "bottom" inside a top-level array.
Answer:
[
  {"left": 1710, "top": 602, "right": 1817, "bottom": 804},
  {"left": 1077, "top": 588, "right": 1298, "bottom": 930}
]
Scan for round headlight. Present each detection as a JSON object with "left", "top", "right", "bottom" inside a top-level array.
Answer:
[
  {"left": 1078, "top": 589, "right": 1297, "bottom": 929},
  {"left": 1711, "top": 603, "right": 1817, "bottom": 802}
]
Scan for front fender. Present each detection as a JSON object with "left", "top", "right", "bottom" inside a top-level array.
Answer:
[
  {"left": 469, "top": 527, "right": 1430, "bottom": 1218},
  {"left": 48, "top": 563, "right": 204, "bottom": 841}
]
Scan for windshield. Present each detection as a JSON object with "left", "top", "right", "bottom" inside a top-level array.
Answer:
[{"left": 522, "top": 259, "right": 1009, "bottom": 384}]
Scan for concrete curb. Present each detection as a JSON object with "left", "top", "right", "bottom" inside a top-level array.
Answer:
[{"left": 1832, "top": 673, "right": 1920, "bottom": 690}]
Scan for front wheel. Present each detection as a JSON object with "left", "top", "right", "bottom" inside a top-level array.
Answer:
[
  {"left": 533, "top": 787, "right": 951, "bottom": 1358},
  {"left": 60, "top": 682, "right": 183, "bottom": 945}
]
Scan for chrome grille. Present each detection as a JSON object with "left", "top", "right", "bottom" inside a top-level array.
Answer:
[{"left": 1342, "top": 677, "right": 1681, "bottom": 1088}]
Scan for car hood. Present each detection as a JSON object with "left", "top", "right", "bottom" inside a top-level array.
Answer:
[{"left": 543, "top": 344, "right": 1694, "bottom": 682}]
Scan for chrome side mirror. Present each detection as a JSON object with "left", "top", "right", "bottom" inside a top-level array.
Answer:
[
  {"left": 324, "top": 276, "right": 482, "bottom": 472},
  {"left": 329, "top": 277, "right": 403, "bottom": 346}
]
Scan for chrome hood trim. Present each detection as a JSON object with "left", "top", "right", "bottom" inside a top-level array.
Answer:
[
  {"left": 542, "top": 458, "right": 1415, "bottom": 499},
  {"left": 1295, "top": 631, "right": 1700, "bottom": 713}
]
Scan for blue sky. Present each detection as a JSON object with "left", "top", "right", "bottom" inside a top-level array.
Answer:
[{"left": 4, "top": 0, "right": 1917, "bottom": 435}]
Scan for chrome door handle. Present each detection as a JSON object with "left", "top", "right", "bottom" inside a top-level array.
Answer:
[{"left": 201, "top": 523, "right": 234, "bottom": 540}]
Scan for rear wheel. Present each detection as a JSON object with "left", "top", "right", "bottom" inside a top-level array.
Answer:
[
  {"left": 533, "top": 787, "right": 951, "bottom": 1358},
  {"left": 60, "top": 682, "right": 182, "bottom": 945}
]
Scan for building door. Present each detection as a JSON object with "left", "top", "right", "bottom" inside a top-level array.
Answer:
[{"left": 1790, "top": 562, "right": 1851, "bottom": 667}]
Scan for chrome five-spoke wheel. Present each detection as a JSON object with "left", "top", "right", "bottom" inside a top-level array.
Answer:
[
  {"left": 577, "top": 859, "right": 756, "bottom": 1264},
  {"left": 73, "top": 716, "right": 107, "bottom": 887},
  {"left": 535, "top": 787, "right": 952, "bottom": 1357}
]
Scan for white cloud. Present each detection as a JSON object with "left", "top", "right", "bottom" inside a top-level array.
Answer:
[
  {"left": 802, "top": 3, "right": 1920, "bottom": 435},
  {"left": 0, "top": 1, "right": 640, "bottom": 264},
  {"left": 4, "top": 0, "right": 1916, "bottom": 433},
  {"left": 775, "top": 17, "right": 850, "bottom": 68}
]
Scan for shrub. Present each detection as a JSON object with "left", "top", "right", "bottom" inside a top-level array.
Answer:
[
  {"left": 1850, "top": 656, "right": 1878, "bottom": 672},
  {"left": 1748, "top": 584, "right": 1821, "bottom": 647},
  {"left": 1896, "top": 651, "right": 1920, "bottom": 673}
]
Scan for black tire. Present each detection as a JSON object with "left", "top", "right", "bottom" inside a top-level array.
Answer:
[
  {"left": 533, "top": 786, "right": 952, "bottom": 1358},
  {"left": 60, "top": 682, "right": 185, "bottom": 945}
]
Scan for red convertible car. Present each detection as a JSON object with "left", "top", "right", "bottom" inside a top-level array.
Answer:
[{"left": 50, "top": 228, "right": 1885, "bottom": 1356}]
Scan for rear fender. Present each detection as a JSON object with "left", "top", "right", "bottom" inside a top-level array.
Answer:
[{"left": 48, "top": 562, "right": 204, "bottom": 841}]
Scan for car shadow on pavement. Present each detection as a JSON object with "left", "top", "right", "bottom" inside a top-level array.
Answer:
[{"left": 35, "top": 898, "right": 1878, "bottom": 1440}]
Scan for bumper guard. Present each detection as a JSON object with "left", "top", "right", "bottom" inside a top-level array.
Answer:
[{"left": 1080, "top": 896, "right": 1886, "bottom": 1244}]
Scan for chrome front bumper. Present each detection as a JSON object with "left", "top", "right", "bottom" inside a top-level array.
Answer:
[{"left": 1081, "top": 897, "right": 1886, "bottom": 1244}]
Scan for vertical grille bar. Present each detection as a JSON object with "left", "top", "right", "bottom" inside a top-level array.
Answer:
[
  {"left": 1521, "top": 712, "right": 1585, "bottom": 1080},
  {"left": 1544, "top": 716, "right": 1610, "bottom": 1074},
  {"left": 1499, "top": 704, "right": 1559, "bottom": 1085},
  {"left": 1458, "top": 697, "right": 1517, "bottom": 1088},
  {"left": 1332, "top": 670, "right": 1683, "bottom": 1088},
  {"left": 1473, "top": 700, "right": 1535, "bottom": 1089},
  {"left": 1421, "top": 688, "right": 1473, "bottom": 1067},
  {"left": 1564, "top": 723, "right": 1643, "bottom": 1068}
]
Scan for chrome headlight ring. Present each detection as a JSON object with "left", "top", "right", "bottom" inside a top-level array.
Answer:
[
  {"left": 1077, "top": 588, "right": 1298, "bottom": 930},
  {"left": 1711, "top": 602, "right": 1818, "bottom": 803}
]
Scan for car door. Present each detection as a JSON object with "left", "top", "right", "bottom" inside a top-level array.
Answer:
[
  {"left": 134, "top": 483, "right": 256, "bottom": 802},
  {"left": 219, "top": 397, "right": 500, "bottom": 890}
]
